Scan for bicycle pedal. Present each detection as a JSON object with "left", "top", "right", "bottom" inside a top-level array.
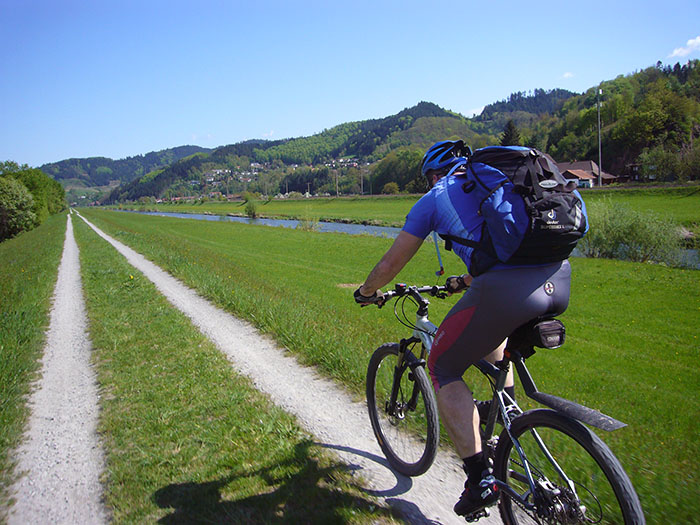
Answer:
[{"left": 464, "top": 507, "right": 490, "bottom": 522}]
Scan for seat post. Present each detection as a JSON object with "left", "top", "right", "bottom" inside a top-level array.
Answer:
[{"left": 511, "top": 354, "right": 540, "bottom": 397}]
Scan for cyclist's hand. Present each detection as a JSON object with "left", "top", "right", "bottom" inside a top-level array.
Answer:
[
  {"left": 354, "top": 286, "right": 385, "bottom": 307},
  {"left": 446, "top": 274, "right": 471, "bottom": 295}
]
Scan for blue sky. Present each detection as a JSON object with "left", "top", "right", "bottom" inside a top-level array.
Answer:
[{"left": 2, "top": 0, "right": 700, "bottom": 167}]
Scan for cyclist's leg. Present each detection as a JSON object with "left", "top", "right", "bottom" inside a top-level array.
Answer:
[
  {"left": 428, "top": 281, "right": 515, "bottom": 461},
  {"left": 428, "top": 261, "right": 571, "bottom": 516},
  {"left": 482, "top": 339, "right": 513, "bottom": 391}
]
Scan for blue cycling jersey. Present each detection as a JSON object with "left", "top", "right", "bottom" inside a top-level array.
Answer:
[{"left": 402, "top": 174, "right": 528, "bottom": 273}]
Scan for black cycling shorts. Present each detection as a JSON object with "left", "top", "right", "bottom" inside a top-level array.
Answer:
[{"left": 428, "top": 260, "right": 571, "bottom": 391}]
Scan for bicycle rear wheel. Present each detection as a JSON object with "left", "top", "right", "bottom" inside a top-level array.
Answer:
[
  {"left": 493, "top": 409, "right": 645, "bottom": 524},
  {"left": 366, "top": 343, "right": 439, "bottom": 476}
]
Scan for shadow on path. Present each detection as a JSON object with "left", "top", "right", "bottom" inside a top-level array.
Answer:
[{"left": 153, "top": 441, "right": 402, "bottom": 524}]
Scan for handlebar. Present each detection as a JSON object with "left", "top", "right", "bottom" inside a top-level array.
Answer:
[{"left": 376, "top": 283, "right": 449, "bottom": 307}]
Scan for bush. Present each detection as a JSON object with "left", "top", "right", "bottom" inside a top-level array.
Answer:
[
  {"left": 245, "top": 199, "right": 257, "bottom": 218},
  {"left": 0, "top": 177, "right": 38, "bottom": 241},
  {"left": 578, "top": 198, "right": 686, "bottom": 266},
  {"left": 381, "top": 182, "right": 399, "bottom": 194},
  {"left": 296, "top": 207, "right": 320, "bottom": 232}
]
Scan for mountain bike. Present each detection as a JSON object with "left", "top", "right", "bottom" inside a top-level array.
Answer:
[{"left": 365, "top": 282, "right": 645, "bottom": 524}]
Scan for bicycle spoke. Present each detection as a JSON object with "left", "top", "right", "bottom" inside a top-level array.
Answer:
[
  {"left": 495, "top": 410, "right": 643, "bottom": 525},
  {"left": 366, "top": 343, "right": 439, "bottom": 476}
]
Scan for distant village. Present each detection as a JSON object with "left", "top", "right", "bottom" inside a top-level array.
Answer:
[
  {"left": 154, "top": 157, "right": 366, "bottom": 203},
  {"left": 76, "top": 156, "right": 627, "bottom": 207},
  {"left": 155, "top": 157, "right": 623, "bottom": 204}
]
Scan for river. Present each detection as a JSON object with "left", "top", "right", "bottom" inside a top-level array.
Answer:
[
  {"left": 125, "top": 210, "right": 401, "bottom": 237},
  {"left": 117, "top": 210, "right": 699, "bottom": 269}
]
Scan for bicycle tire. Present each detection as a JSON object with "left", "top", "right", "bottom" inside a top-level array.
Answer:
[
  {"left": 366, "top": 343, "right": 439, "bottom": 476},
  {"left": 493, "top": 409, "right": 645, "bottom": 525}
]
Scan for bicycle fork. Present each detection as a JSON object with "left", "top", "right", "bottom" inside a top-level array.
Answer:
[{"left": 387, "top": 338, "right": 425, "bottom": 418}]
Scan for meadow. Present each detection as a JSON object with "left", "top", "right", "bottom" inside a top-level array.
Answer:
[
  {"left": 0, "top": 214, "right": 399, "bottom": 523},
  {"left": 1, "top": 198, "right": 698, "bottom": 523},
  {"left": 118, "top": 185, "right": 700, "bottom": 235},
  {"left": 78, "top": 207, "right": 699, "bottom": 524}
]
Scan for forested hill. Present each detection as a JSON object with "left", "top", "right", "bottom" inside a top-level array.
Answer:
[
  {"left": 105, "top": 101, "right": 492, "bottom": 202},
  {"left": 479, "top": 89, "right": 577, "bottom": 120},
  {"left": 46, "top": 58, "right": 697, "bottom": 203},
  {"left": 40, "top": 145, "right": 212, "bottom": 187},
  {"left": 476, "top": 88, "right": 577, "bottom": 132},
  {"left": 245, "top": 101, "right": 467, "bottom": 165}
]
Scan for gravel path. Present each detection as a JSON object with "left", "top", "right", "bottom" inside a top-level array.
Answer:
[
  {"left": 8, "top": 214, "right": 108, "bottom": 524},
  {"left": 10, "top": 210, "right": 501, "bottom": 524}
]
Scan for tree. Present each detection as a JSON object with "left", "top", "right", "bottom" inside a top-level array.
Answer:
[
  {"left": 1, "top": 165, "right": 66, "bottom": 221},
  {"left": 500, "top": 120, "right": 521, "bottom": 146},
  {"left": 0, "top": 177, "right": 37, "bottom": 241},
  {"left": 381, "top": 182, "right": 399, "bottom": 194},
  {"left": 371, "top": 148, "right": 422, "bottom": 193}
]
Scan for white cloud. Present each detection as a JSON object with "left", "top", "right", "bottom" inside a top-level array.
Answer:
[
  {"left": 563, "top": 72, "right": 574, "bottom": 79},
  {"left": 669, "top": 35, "right": 700, "bottom": 58},
  {"left": 262, "top": 130, "right": 275, "bottom": 138}
]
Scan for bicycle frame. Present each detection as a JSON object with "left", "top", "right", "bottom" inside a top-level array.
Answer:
[
  {"left": 371, "top": 283, "right": 642, "bottom": 523},
  {"left": 474, "top": 358, "right": 573, "bottom": 511},
  {"left": 475, "top": 349, "right": 627, "bottom": 512}
]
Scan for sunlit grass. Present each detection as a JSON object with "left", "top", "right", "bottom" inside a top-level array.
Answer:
[
  {"left": 72, "top": 214, "right": 399, "bottom": 523},
  {"left": 0, "top": 213, "right": 66, "bottom": 510},
  {"left": 79, "top": 207, "right": 699, "bottom": 523},
  {"left": 113, "top": 185, "right": 700, "bottom": 232}
]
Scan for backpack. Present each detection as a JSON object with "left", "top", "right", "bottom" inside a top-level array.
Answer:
[{"left": 440, "top": 146, "right": 588, "bottom": 276}]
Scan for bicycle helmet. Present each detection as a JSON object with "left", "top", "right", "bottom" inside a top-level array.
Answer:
[{"left": 421, "top": 140, "right": 470, "bottom": 181}]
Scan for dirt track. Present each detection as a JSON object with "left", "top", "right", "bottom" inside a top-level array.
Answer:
[
  {"left": 8, "top": 214, "right": 108, "bottom": 524},
  {"left": 8, "top": 212, "right": 501, "bottom": 524}
]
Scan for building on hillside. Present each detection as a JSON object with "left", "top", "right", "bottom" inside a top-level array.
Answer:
[
  {"left": 557, "top": 160, "right": 618, "bottom": 186},
  {"left": 562, "top": 169, "right": 597, "bottom": 188}
]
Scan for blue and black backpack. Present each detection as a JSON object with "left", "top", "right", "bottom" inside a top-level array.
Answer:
[{"left": 441, "top": 146, "right": 588, "bottom": 276}]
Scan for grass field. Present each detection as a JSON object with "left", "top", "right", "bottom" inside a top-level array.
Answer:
[
  {"left": 117, "top": 185, "right": 700, "bottom": 234},
  {"left": 0, "top": 215, "right": 398, "bottom": 523},
  {"left": 79, "top": 208, "right": 700, "bottom": 524},
  {"left": 71, "top": 214, "right": 398, "bottom": 523}
]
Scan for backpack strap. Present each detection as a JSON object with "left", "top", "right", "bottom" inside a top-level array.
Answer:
[
  {"left": 438, "top": 232, "right": 480, "bottom": 252},
  {"left": 525, "top": 150, "right": 544, "bottom": 200}
]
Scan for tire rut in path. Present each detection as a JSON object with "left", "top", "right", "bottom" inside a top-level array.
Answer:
[
  {"left": 8, "top": 214, "right": 108, "bottom": 524},
  {"left": 75, "top": 212, "right": 501, "bottom": 525}
]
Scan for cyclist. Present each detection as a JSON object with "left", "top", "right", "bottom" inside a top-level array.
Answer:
[{"left": 354, "top": 140, "right": 573, "bottom": 518}]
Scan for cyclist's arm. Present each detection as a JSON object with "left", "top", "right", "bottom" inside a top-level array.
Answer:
[{"left": 359, "top": 231, "right": 424, "bottom": 297}]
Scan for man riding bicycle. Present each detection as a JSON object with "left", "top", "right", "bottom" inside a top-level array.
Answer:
[{"left": 355, "top": 140, "right": 576, "bottom": 518}]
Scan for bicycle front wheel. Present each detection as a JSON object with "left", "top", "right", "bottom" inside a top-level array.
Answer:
[
  {"left": 366, "top": 343, "right": 439, "bottom": 476},
  {"left": 493, "top": 409, "right": 644, "bottom": 524}
]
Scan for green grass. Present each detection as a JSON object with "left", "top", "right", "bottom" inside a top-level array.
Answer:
[
  {"left": 114, "top": 195, "right": 420, "bottom": 228},
  {"left": 581, "top": 186, "right": 700, "bottom": 228},
  {"left": 0, "top": 213, "right": 67, "bottom": 510},
  {"left": 71, "top": 214, "right": 398, "bottom": 524},
  {"left": 79, "top": 208, "right": 700, "bottom": 524},
  {"left": 114, "top": 185, "right": 700, "bottom": 233}
]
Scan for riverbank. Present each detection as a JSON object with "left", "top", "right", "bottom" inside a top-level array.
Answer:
[
  {"left": 108, "top": 207, "right": 700, "bottom": 269},
  {"left": 109, "top": 185, "right": 700, "bottom": 243}
]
